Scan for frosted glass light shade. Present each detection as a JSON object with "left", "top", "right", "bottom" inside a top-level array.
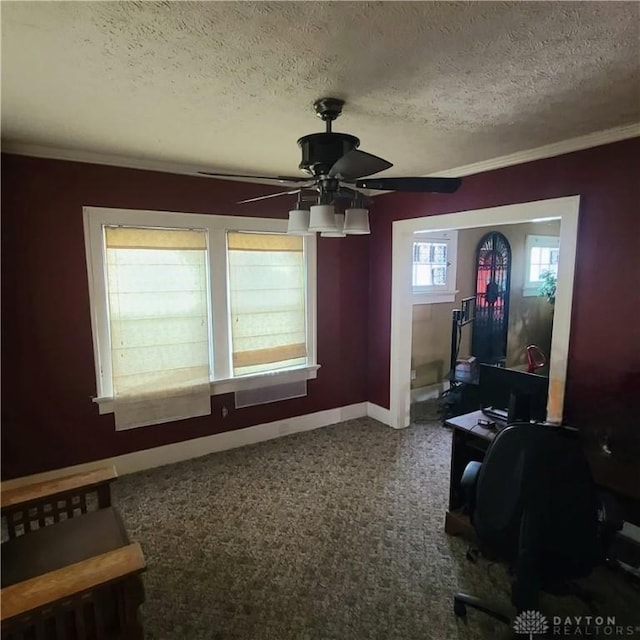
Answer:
[
  {"left": 287, "top": 209, "right": 314, "bottom": 235},
  {"left": 343, "top": 208, "right": 370, "bottom": 235},
  {"left": 308, "top": 204, "right": 337, "bottom": 232},
  {"left": 321, "top": 214, "right": 346, "bottom": 237}
]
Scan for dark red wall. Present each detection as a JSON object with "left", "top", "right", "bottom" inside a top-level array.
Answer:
[
  {"left": 4, "top": 139, "right": 639, "bottom": 478},
  {"left": 368, "top": 138, "right": 640, "bottom": 453},
  {"left": 1, "top": 155, "right": 370, "bottom": 478}
]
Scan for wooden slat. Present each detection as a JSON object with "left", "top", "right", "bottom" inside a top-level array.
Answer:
[
  {"left": 34, "top": 617, "right": 45, "bottom": 640},
  {"left": 74, "top": 602, "right": 87, "bottom": 638},
  {"left": 6, "top": 510, "right": 17, "bottom": 538},
  {"left": 55, "top": 611, "right": 65, "bottom": 639},
  {"left": 36, "top": 503, "right": 46, "bottom": 529},
  {"left": 1, "top": 543, "right": 146, "bottom": 622},
  {"left": 94, "top": 599, "right": 106, "bottom": 640},
  {"left": 1, "top": 467, "right": 117, "bottom": 510},
  {"left": 65, "top": 496, "right": 74, "bottom": 519}
]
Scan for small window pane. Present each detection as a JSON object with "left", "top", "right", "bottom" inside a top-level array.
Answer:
[
  {"left": 529, "top": 264, "right": 541, "bottom": 282},
  {"left": 412, "top": 241, "right": 448, "bottom": 289},
  {"left": 528, "top": 244, "right": 560, "bottom": 283},
  {"left": 432, "top": 266, "right": 446, "bottom": 285},
  {"left": 530, "top": 247, "right": 542, "bottom": 264}
]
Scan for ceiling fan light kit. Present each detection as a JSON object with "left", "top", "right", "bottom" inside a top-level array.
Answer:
[
  {"left": 321, "top": 214, "right": 347, "bottom": 238},
  {"left": 308, "top": 204, "right": 338, "bottom": 232},
  {"left": 343, "top": 207, "right": 371, "bottom": 235},
  {"left": 286, "top": 208, "right": 315, "bottom": 236},
  {"left": 200, "top": 98, "right": 461, "bottom": 238}
]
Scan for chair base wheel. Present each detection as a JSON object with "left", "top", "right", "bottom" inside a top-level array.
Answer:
[
  {"left": 453, "top": 592, "right": 511, "bottom": 626},
  {"left": 453, "top": 599, "right": 467, "bottom": 618}
]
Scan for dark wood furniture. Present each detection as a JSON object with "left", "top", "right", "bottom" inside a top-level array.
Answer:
[
  {"left": 444, "top": 411, "right": 640, "bottom": 537},
  {"left": 2, "top": 466, "right": 118, "bottom": 539},
  {"left": 444, "top": 410, "right": 497, "bottom": 537},
  {"left": 1, "top": 468, "right": 145, "bottom": 640}
]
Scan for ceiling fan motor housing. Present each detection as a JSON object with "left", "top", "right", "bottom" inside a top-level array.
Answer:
[{"left": 297, "top": 132, "right": 360, "bottom": 177}]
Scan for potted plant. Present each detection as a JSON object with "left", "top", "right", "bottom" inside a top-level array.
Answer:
[{"left": 538, "top": 270, "right": 557, "bottom": 304}]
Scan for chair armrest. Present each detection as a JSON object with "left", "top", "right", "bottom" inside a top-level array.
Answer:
[
  {"left": 1, "top": 466, "right": 118, "bottom": 511},
  {"left": 1, "top": 542, "right": 146, "bottom": 622},
  {"left": 460, "top": 461, "right": 482, "bottom": 514}
]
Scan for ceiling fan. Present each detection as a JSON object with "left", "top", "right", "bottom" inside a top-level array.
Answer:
[{"left": 198, "top": 98, "right": 462, "bottom": 205}]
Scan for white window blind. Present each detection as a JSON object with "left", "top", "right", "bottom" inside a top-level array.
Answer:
[
  {"left": 105, "top": 226, "right": 212, "bottom": 428},
  {"left": 227, "top": 232, "right": 307, "bottom": 376}
]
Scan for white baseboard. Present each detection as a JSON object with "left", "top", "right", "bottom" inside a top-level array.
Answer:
[
  {"left": 410, "top": 383, "right": 447, "bottom": 403},
  {"left": 2, "top": 402, "right": 373, "bottom": 489},
  {"left": 366, "top": 402, "right": 393, "bottom": 427}
]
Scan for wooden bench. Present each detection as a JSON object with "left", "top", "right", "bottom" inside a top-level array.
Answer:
[
  {"left": 1, "top": 468, "right": 146, "bottom": 640},
  {"left": 1, "top": 467, "right": 118, "bottom": 539}
]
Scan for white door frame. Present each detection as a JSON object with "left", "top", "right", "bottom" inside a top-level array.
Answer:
[{"left": 389, "top": 195, "right": 580, "bottom": 429}]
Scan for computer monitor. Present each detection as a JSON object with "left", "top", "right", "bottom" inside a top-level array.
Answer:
[{"left": 479, "top": 364, "right": 549, "bottom": 423}]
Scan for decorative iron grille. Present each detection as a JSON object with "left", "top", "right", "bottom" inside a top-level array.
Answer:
[{"left": 471, "top": 232, "right": 511, "bottom": 365}]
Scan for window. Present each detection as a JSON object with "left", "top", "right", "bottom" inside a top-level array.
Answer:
[
  {"left": 227, "top": 232, "right": 307, "bottom": 376},
  {"left": 524, "top": 235, "right": 559, "bottom": 296},
  {"left": 104, "top": 226, "right": 211, "bottom": 398},
  {"left": 411, "top": 230, "right": 458, "bottom": 303},
  {"left": 84, "top": 208, "right": 317, "bottom": 418}
]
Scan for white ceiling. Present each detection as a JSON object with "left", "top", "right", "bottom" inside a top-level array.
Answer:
[{"left": 2, "top": 1, "right": 639, "bottom": 179}]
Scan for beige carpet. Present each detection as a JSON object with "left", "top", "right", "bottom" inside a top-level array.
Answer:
[{"left": 113, "top": 416, "right": 640, "bottom": 640}]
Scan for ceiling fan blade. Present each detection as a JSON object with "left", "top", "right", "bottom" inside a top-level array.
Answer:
[
  {"left": 329, "top": 150, "right": 393, "bottom": 180},
  {"left": 199, "top": 171, "right": 311, "bottom": 184},
  {"left": 355, "top": 177, "right": 462, "bottom": 193},
  {"left": 237, "top": 188, "right": 307, "bottom": 204}
]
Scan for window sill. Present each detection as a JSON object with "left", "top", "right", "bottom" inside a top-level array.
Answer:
[
  {"left": 412, "top": 291, "right": 457, "bottom": 305},
  {"left": 92, "top": 364, "right": 321, "bottom": 415}
]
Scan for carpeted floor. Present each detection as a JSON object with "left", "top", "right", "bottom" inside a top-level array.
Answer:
[{"left": 113, "top": 412, "right": 640, "bottom": 640}]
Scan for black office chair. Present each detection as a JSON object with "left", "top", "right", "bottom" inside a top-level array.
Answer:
[{"left": 453, "top": 422, "right": 620, "bottom": 626}]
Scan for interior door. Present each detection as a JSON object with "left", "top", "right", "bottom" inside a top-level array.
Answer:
[{"left": 472, "top": 232, "right": 511, "bottom": 365}]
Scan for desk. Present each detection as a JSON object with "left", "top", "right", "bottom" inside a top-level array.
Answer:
[
  {"left": 444, "top": 411, "right": 640, "bottom": 537},
  {"left": 444, "top": 410, "right": 497, "bottom": 536}
]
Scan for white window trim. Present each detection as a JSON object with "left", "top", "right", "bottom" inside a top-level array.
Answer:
[
  {"left": 411, "top": 230, "right": 458, "bottom": 304},
  {"left": 523, "top": 234, "right": 560, "bottom": 297},
  {"left": 83, "top": 207, "right": 318, "bottom": 415}
]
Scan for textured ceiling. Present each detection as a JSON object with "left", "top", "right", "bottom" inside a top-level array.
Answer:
[{"left": 2, "top": 1, "right": 639, "bottom": 178}]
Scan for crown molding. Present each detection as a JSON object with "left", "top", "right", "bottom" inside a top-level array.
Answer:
[
  {"left": 0, "top": 143, "right": 283, "bottom": 186},
  {"left": 427, "top": 122, "right": 640, "bottom": 178},
  {"left": 2, "top": 122, "right": 639, "bottom": 186}
]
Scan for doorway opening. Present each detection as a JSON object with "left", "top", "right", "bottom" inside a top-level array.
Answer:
[{"left": 390, "top": 196, "right": 580, "bottom": 429}]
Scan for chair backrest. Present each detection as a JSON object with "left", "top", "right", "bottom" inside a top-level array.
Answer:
[{"left": 473, "top": 423, "right": 601, "bottom": 580}]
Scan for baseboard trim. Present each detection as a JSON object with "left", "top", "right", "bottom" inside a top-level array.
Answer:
[
  {"left": 366, "top": 402, "right": 393, "bottom": 427},
  {"left": 410, "top": 383, "right": 446, "bottom": 403},
  {"left": 2, "top": 402, "right": 377, "bottom": 489}
]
